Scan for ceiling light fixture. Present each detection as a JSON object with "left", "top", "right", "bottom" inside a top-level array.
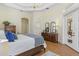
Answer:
[{"left": 32, "top": 3, "right": 41, "bottom": 9}]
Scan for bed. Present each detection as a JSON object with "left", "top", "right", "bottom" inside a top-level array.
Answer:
[{"left": 0, "top": 30, "right": 46, "bottom": 56}]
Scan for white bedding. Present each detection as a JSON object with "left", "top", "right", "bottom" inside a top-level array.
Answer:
[
  {"left": 0, "top": 34, "right": 35, "bottom": 56},
  {"left": 8, "top": 34, "right": 35, "bottom": 56},
  {"left": 0, "top": 34, "right": 46, "bottom": 56}
]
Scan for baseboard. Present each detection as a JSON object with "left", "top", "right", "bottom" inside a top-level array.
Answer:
[{"left": 65, "top": 44, "right": 79, "bottom": 53}]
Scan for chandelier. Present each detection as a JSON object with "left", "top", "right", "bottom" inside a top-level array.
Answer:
[{"left": 32, "top": 3, "right": 41, "bottom": 8}]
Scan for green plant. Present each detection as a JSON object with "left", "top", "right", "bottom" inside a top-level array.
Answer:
[{"left": 3, "top": 21, "right": 11, "bottom": 25}]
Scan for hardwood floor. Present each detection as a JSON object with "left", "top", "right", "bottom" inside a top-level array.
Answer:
[{"left": 35, "top": 41, "right": 79, "bottom": 56}]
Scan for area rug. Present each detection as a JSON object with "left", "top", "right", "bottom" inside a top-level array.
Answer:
[{"left": 42, "top": 51, "right": 59, "bottom": 56}]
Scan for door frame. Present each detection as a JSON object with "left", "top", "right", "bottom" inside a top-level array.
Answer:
[
  {"left": 63, "top": 9, "right": 79, "bottom": 52},
  {"left": 21, "top": 17, "right": 29, "bottom": 33}
]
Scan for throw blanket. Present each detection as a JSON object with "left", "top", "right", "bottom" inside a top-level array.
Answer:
[{"left": 26, "top": 33, "right": 44, "bottom": 47}]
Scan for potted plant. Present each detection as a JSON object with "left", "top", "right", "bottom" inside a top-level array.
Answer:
[{"left": 3, "top": 21, "right": 11, "bottom": 26}]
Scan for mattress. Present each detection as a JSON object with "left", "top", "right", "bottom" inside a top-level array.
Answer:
[
  {"left": 0, "top": 34, "right": 47, "bottom": 56},
  {"left": 0, "top": 34, "right": 35, "bottom": 56}
]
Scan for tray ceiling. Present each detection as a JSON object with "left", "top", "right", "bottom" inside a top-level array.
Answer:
[{"left": 3, "top": 3, "right": 54, "bottom": 11}]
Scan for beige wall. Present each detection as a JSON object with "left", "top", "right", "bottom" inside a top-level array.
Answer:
[
  {"left": 0, "top": 4, "right": 33, "bottom": 33},
  {"left": 0, "top": 3, "right": 70, "bottom": 43},
  {"left": 32, "top": 4, "right": 70, "bottom": 43}
]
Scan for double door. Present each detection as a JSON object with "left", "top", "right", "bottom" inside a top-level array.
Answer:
[{"left": 64, "top": 10, "right": 79, "bottom": 52}]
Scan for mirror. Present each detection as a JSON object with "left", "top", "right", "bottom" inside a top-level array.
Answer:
[
  {"left": 45, "top": 22, "right": 49, "bottom": 32},
  {"left": 50, "top": 22, "right": 56, "bottom": 33}
]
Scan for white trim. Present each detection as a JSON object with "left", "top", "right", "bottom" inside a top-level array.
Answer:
[
  {"left": 64, "top": 4, "right": 79, "bottom": 16},
  {"left": 3, "top": 3, "right": 54, "bottom": 11}
]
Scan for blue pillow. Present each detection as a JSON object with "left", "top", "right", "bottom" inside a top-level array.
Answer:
[{"left": 5, "top": 31, "right": 16, "bottom": 42}]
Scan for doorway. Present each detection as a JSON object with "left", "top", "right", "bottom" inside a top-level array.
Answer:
[
  {"left": 64, "top": 10, "right": 79, "bottom": 51},
  {"left": 21, "top": 18, "right": 29, "bottom": 34}
]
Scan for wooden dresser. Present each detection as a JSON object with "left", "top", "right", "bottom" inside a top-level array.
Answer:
[{"left": 41, "top": 32, "right": 58, "bottom": 43}]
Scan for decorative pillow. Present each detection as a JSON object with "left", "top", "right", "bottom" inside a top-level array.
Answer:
[
  {"left": 0, "top": 30, "right": 6, "bottom": 39},
  {"left": 5, "top": 31, "right": 15, "bottom": 42},
  {"left": 12, "top": 33, "right": 18, "bottom": 40}
]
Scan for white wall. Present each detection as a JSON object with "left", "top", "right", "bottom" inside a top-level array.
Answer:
[
  {"left": 0, "top": 4, "right": 33, "bottom": 33},
  {"left": 32, "top": 4, "right": 70, "bottom": 43}
]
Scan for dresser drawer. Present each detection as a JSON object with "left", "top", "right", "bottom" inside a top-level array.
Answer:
[{"left": 41, "top": 32, "right": 58, "bottom": 43}]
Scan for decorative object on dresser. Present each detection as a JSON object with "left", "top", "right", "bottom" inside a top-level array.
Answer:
[{"left": 41, "top": 32, "right": 58, "bottom": 43}]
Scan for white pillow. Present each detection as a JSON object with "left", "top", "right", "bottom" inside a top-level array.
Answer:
[{"left": 0, "top": 30, "right": 6, "bottom": 39}]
